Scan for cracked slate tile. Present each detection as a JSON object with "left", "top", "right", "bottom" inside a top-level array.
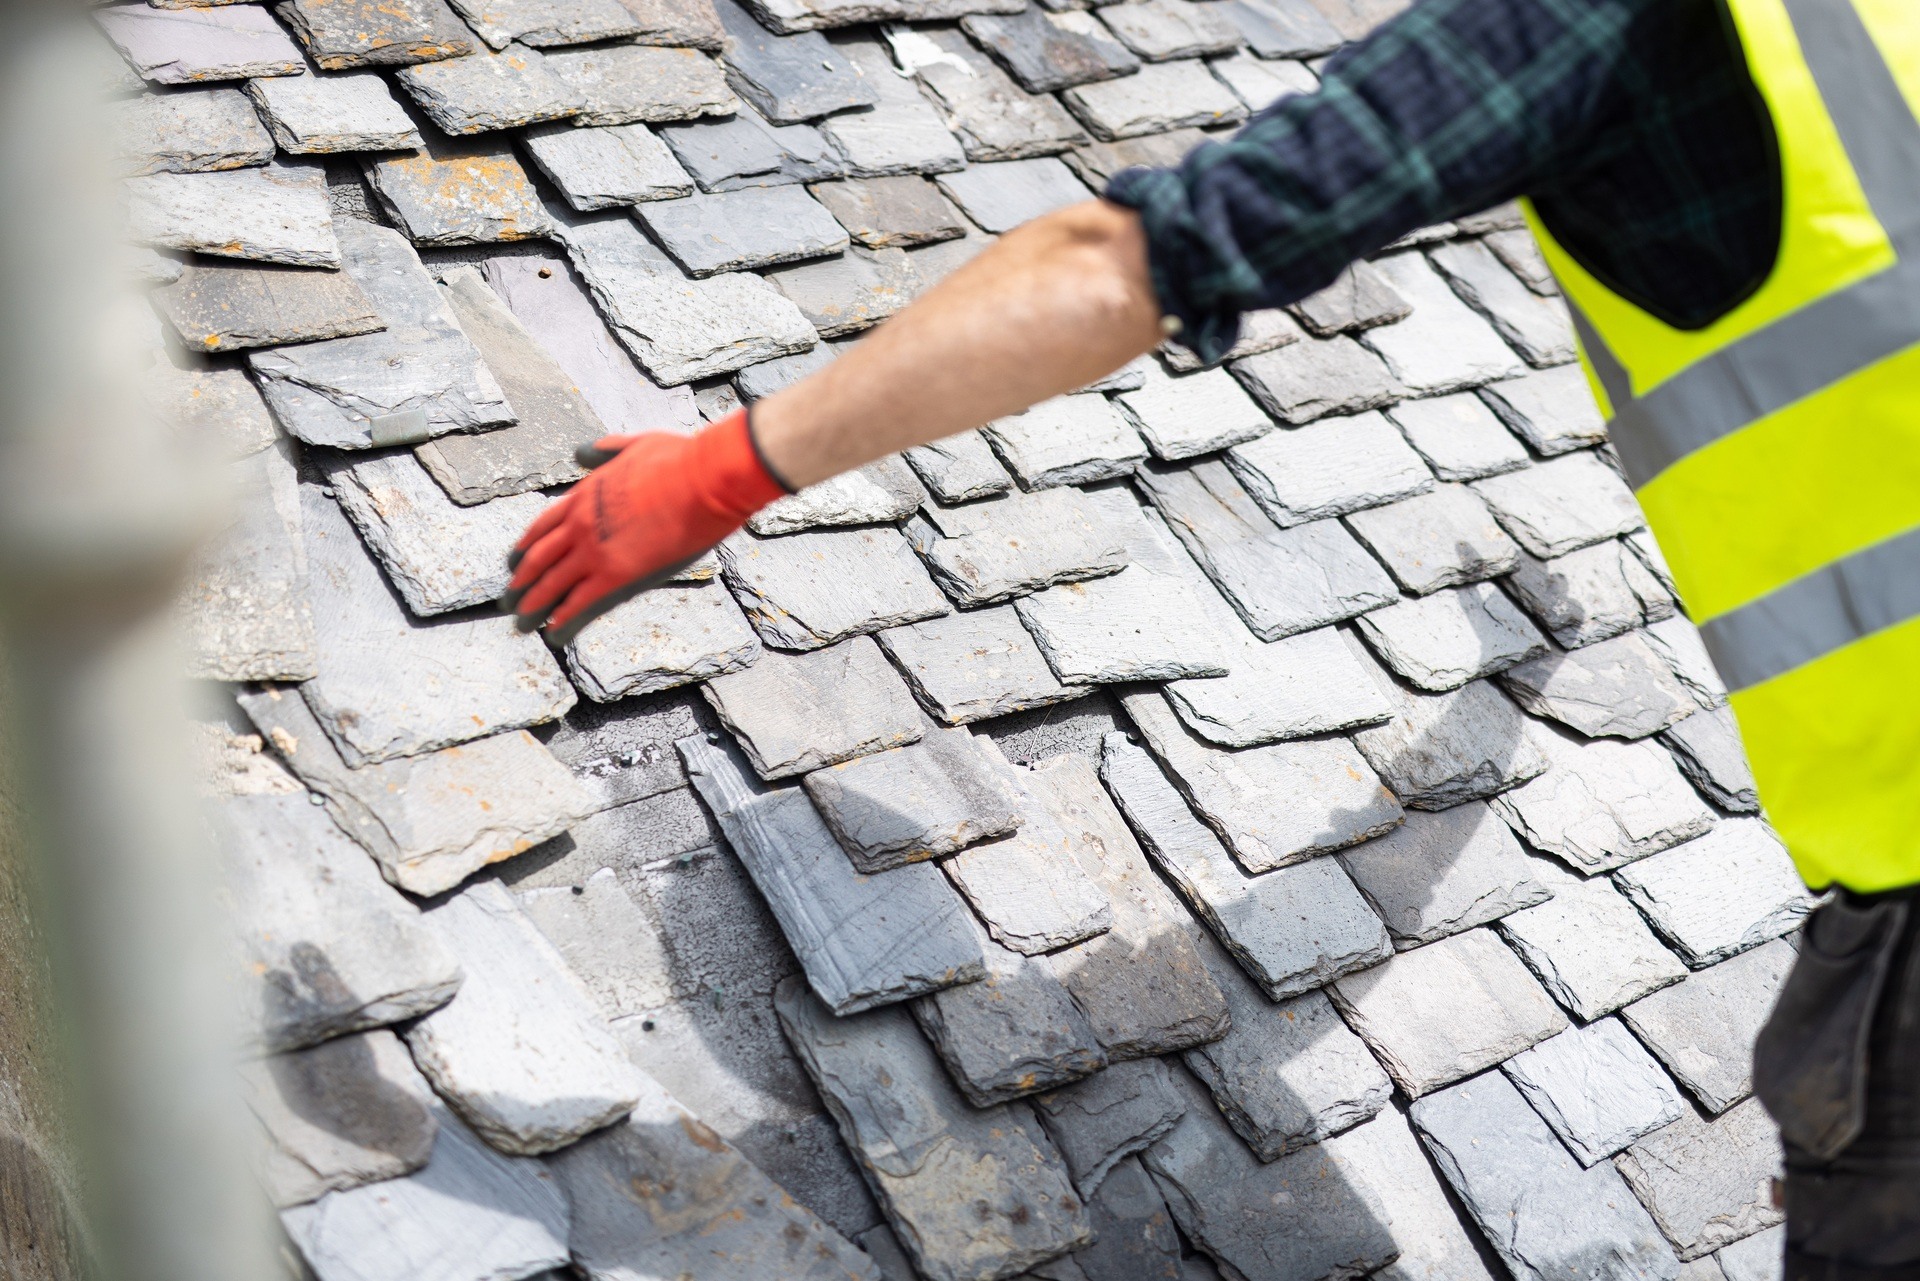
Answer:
[
  {"left": 1351, "top": 675, "right": 1550, "bottom": 809},
  {"left": 213, "top": 792, "right": 462, "bottom": 1053},
  {"left": 447, "top": 0, "right": 646, "bottom": 47},
  {"left": 1489, "top": 723, "right": 1714, "bottom": 874},
  {"left": 1472, "top": 450, "right": 1645, "bottom": 558},
  {"left": 1098, "top": 0, "right": 1241, "bottom": 58},
  {"left": 238, "top": 684, "right": 593, "bottom": 896},
  {"left": 750, "top": 455, "right": 925, "bottom": 534},
  {"left": 1502, "top": 1019, "right": 1686, "bottom": 1168},
  {"left": 1106, "top": 732, "right": 1391, "bottom": 997},
  {"left": 296, "top": 481, "right": 575, "bottom": 764},
  {"left": 1345, "top": 483, "right": 1519, "bottom": 595},
  {"left": 1164, "top": 610, "right": 1395, "bottom": 747},
  {"left": 1071, "top": 1155, "right": 1187, "bottom": 1280},
  {"left": 812, "top": 175, "right": 969, "bottom": 248},
  {"left": 1385, "top": 391, "right": 1530, "bottom": 481},
  {"left": 1615, "top": 1100, "right": 1782, "bottom": 1262},
  {"left": 241, "top": 1028, "right": 438, "bottom": 1207},
  {"left": 876, "top": 605, "right": 1083, "bottom": 724},
  {"left": 721, "top": 524, "right": 951, "bottom": 649},
  {"left": 1660, "top": 707, "right": 1760, "bottom": 814},
  {"left": 1032, "top": 1058, "right": 1184, "bottom": 1196},
  {"left": 401, "top": 880, "right": 646, "bottom": 1154},
  {"left": 702, "top": 634, "right": 926, "bottom": 777},
  {"left": 1230, "top": 334, "right": 1404, "bottom": 425},
  {"left": 1486, "top": 225, "right": 1557, "bottom": 294},
  {"left": 776, "top": 978, "right": 1091, "bottom": 1281},
  {"left": 1062, "top": 58, "right": 1245, "bottom": 138},
  {"left": 981, "top": 393, "right": 1147, "bottom": 487},
  {"left": 517, "top": 868, "right": 679, "bottom": 1019},
  {"left": 523, "top": 121, "right": 694, "bottom": 208},
  {"left": 907, "top": 484, "right": 1127, "bottom": 606},
  {"left": 142, "top": 361, "right": 280, "bottom": 458},
  {"left": 937, "top": 156, "right": 1093, "bottom": 232},
  {"left": 657, "top": 101, "right": 844, "bottom": 191},
  {"left": 280, "top": 1106, "right": 569, "bottom": 1281},
  {"left": 803, "top": 725, "right": 1024, "bottom": 870},
  {"left": 766, "top": 244, "right": 922, "bottom": 335},
  {"left": 556, "top": 214, "right": 818, "bottom": 384},
  {"left": 273, "top": 0, "right": 475, "bottom": 69},
  {"left": 1409, "top": 1072, "right": 1680, "bottom": 1281},
  {"left": 246, "top": 71, "right": 423, "bottom": 153},
  {"left": 1217, "top": 0, "right": 1343, "bottom": 55},
  {"left": 565, "top": 580, "right": 764, "bottom": 700},
  {"left": 127, "top": 161, "right": 338, "bottom": 267},
  {"left": 1479, "top": 364, "right": 1605, "bottom": 455},
  {"left": 1209, "top": 51, "right": 1316, "bottom": 111},
  {"left": 1123, "top": 687, "right": 1403, "bottom": 872},
  {"left": 961, "top": 6, "right": 1141, "bottom": 92},
  {"left": 636, "top": 183, "right": 849, "bottom": 276},
  {"left": 1497, "top": 875, "right": 1688, "bottom": 1020},
  {"left": 1620, "top": 938, "right": 1794, "bottom": 1114},
  {"left": 1500, "top": 630, "right": 1697, "bottom": 740},
  {"left": 110, "top": 86, "right": 274, "bottom": 175},
  {"left": 1359, "top": 251, "right": 1528, "bottom": 394},
  {"left": 153, "top": 259, "right": 382, "bottom": 351},
  {"left": 99, "top": 3, "right": 307, "bottom": 83},
  {"left": 1227, "top": 409, "right": 1433, "bottom": 526},
  {"left": 1505, "top": 539, "right": 1676, "bottom": 650},
  {"left": 1115, "top": 363, "right": 1272, "bottom": 460},
  {"left": 1337, "top": 802, "right": 1552, "bottom": 949},
  {"left": 1356, "top": 582, "right": 1549, "bottom": 692},
  {"left": 365, "top": 136, "right": 555, "bottom": 244},
  {"left": 1429, "top": 237, "right": 1575, "bottom": 368},
  {"left": 531, "top": 689, "right": 705, "bottom": 814},
  {"left": 542, "top": 44, "right": 736, "bottom": 124},
  {"left": 1613, "top": 820, "right": 1811, "bottom": 968},
  {"left": 1289, "top": 259, "right": 1410, "bottom": 337},
  {"left": 715, "top": 0, "right": 879, "bottom": 120}
]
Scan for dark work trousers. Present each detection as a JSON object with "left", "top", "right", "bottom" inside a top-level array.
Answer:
[{"left": 1755, "top": 886, "right": 1920, "bottom": 1279}]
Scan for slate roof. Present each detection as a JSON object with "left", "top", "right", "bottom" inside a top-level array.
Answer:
[{"left": 122, "top": 0, "right": 1804, "bottom": 1276}]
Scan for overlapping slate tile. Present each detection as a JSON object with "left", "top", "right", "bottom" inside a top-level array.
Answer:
[
  {"left": 658, "top": 102, "right": 844, "bottom": 190},
  {"left": 1621, "top": 938, "right": 1793, "bottom": 1114},
  {"left": 981, "top": 393, "right": 1146, "bottom": 487},
  {"left": 517, "top": 868, "right": 678, "bottom": 1018},
  {"left": 766, "top": 244, "right": 922, "bottom": 335},
  {"left": 541, "top": 43, "right": 735, "bottom": 125},
  {"left": 525, "top": 121, "right": 694, "bottom": 208},
  {"left": 1410, "top": 1072, "right": 1681, "bottom": 1281},
  {"left": 907, "top": 485, "right": 1126, "bottom": 607},
  {"left": 1169, "top": 611, "right": 1393, "bottom": 746},
  {"left": 393, "top": 45, "right": 585, "bottom": 135},
  {"left": 1502, "top": 1020, "right": 1686, "bottom": 1167},
  {"left": 1352, "top": 676, "right": 1549, "bottom": 809},
  {"left": 877, "top": 606, "right": 1082, "bottom": 723},
  {"left": 1501, "top": 630, "right": 1696, "bottom": 740},
  {"left": 1356, "top": 582, "right": 1548, "bottom": 692},
  {"left": 1490, "top": 723, "right": 1714, "bottom": 873},
  {"left": 721, "top": 524, "right": 951, "bottom": 649},
  {"left": 1430, "top": 238, "right": 1575, "bottom": 368},
  {"left": 1097, "top": 0, "right": 1241, "bottom": 58},
  {"left": 1642, "top": 615, "right": 1730, "bottom": 710},
  {"left": 1071, "top": 1155, "right": 1187, "bottom": 1280},
  {"left": 1226, "top": 409, "right": 1432, "bottom": 526},
  {"left": 154, "top": 260, "right": 385, "bottom": 353},
  {"left": 1115, "top": 363, "right": 1272, "bottom": 460},
  {"left": 1614, "top": 821, "right": 1811, "bottom": 967},
  {"left": 110, "top": 86, "right": 275, "bottom": 175},
  {"left": 1472, "top": 450, "right": 1645, "bottom": 558},
  {"left": 803, "top": 725, "right": 1022, "bottom": 869},
  {"left": 1497, "top": 875, "right": 1688, "bottom": 1020},
  {"left": 565, "top": 581, "right": 765, "bottom": 700},
  {"left": 637, "top": 184, "right": 849, "bottom": 276},
  {"left": 1615, "top": 1100, "right": 1782, "bottom": 1261},
  {"left": 1061, "top": 58, "right": 1245, "bottom": 139},
  {"left": 961, "top": 6, "right": 1141, "bottom": 92},
  {"left": 704, "top": 635, "right": 925, "bottom": 777},
  {"left": 1064, "top": 127, "right": 1209, "bottom": 191},
  {"left": 1506, "top": 538, "right": 1676, "bottom": 649},
  {"left": 1031, "top": 1059, "right": 1184, "bottom": 1195},
  {"left": 1660, "top": 707, "right": 1760, "bottom": 814},
  {"left": 213, "top": 792, "right": 463, "bottom": 1053},
  {"left": 127, "top": 161, "right": 338, "bottom": 266},
  {"left": 715, "top": 0, "right": 879, "bottom": 120},
  {"left": 557, "top": 214, "right": 820, "bottom": 383},
  {"left": 98, "top": 3, "right": 307, "bottom": 83},
  {"left": 1385, "top": 390, "right": 1529, "bottom": 480},
  {"left": 1217, "top": 0, "right": 1343, "bottom": 56},
  {"left": 244, "top": 70, "right": 423, "bottom": 154},
  {"left": 1484, "top": 224, "right": 1556, "bottom": 289},
  {"left": 776, "top": 978, "right": 1091, "bottom": 1281},
  {"left": 897, "top": 27, "right": 1087, "bottom": 162},
  {"left": 935, "top": 155, "right": 1090, "bottom": 231},
  {"left": 365, "top": 137, "right": 557, "bottom": 243},
  {"left": 1345, "top": 483, "right": 1519, "bottom": 595},
  {"left": 735, "top": 340, "right": 840, "bottom": 401},
  {"left": 815, "top": 35, "right": 969, "bottom": 175},
  {"left": 900, "top": 431, "right": 1012, "bottom": 505},
  {"left": 811, "top": 175, "right": 969, "bottom": 248},
  {"left": 1717, "top": 1227, "right": 1785, "bottom": 1281},
  {"left": 610, "top": 0, "right": 729, "bottom": 49},
  {"left": 447, "top": 0, "right": 646, "bottom": 47},
  {"left": 1359, "top": 251, "right": 1528, "bottom": 393},
  {"left": 274, "top": 0, "right": 475, "bottom": 69},
  {"left": 1480, "top": 365, "right": 1604, "bottom": 455},
  {"left": 1209, "top": 51, "right": 1317, "bottom": 111},
  {"left": 280, "top": 1104, "right": 570, "bottom": 1280},
  {"left": 1337, "top": 802, "right": 1552, "bottom": 948}
]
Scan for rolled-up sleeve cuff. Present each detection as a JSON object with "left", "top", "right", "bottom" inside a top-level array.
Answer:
[{"left": 1105, "top": 162, "right": 1249, "bottom": 367}]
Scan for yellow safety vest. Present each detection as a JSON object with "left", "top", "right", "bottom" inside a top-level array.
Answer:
[{"left": 1521, "top": 0, "right": 1920, "bottom": 893}]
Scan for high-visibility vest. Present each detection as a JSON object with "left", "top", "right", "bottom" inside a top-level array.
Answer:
[{"left": 1521, "top": 0, "right": 1920, "bottom": 893}]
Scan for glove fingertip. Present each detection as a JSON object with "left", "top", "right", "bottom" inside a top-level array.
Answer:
[
  {"left": 506, "top": 547, "right": 524, "bottom": 571},
  {"left": 575, "top": 444, "right": 619, "bottom": 470}
]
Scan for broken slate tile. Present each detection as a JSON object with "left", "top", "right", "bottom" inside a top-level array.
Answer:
[
  {"left": 876, "top": 605, "right": 1082, "bottom": 724},
  {"left": 803, "top": 726, "right": 1023, "bottom": 869},
  {"left": 365, "top": 135, "right": 555, "bottom": 244},
  {"left": 1490, "top": 724, "right": 1714, "bottom": 874},
  {"left": 1505, "top": 539, "right": 1677, "bottom": 650},
  {"left": 556, "top": 214, "right": 819, "bottom": 385},
  {"left": 110, "top": 86, "right": 274, "bottom": 176},
  {"left": 297, "top": 482, "right": 574, "bottom": 764},
  {"left": 1660, "top": 707, "right": 1760, "bottom": 814},
  {"left": 1331, "top": 928, "right": 1567, "bottom": 1096},
  {"left": 1621, "top": 939, "right": 1794, "bottom": 1114},
  {"left": 1115, "top": 363, "right": 1272, "bottom": 460},
  {"left": 962, "top": 6, "right": 1141, "bottom": 93},
  {"left": 1613, "top": 821, "right": 1811, "bottom": 968},
  {"left": 703, "top": 634, "right": 925, "bottom": 777},
  {"left": 1479, "top": 364, "right": 1605, "bottom": 455},
  {"left": 240, "top": 1029, "right": 438, "bottom": 1207},
  {"left": 1060, "top": 57, "right": 1245, "bottom": 140},
  {"left": 274, "top": 0, "right": 475, "bottom": 70},
  {"left": 1500, "top": 630, "right": 1696, "bottom": 739},
  {"left": 1472, "top": 450, "right": 1645, "bottom": 558},
  {"left": 98, "top": 3, "right": 306, "bottom": 83},
  {"left": 247, "top": 70, "right": 424, "bottom": 152},
  {"left": 1409, "top": 1072, "right": 1681, "bottom": 1281},
  {"left": 1502, "top": 1019, "right": 1686, "bottom": 1167},
  {"left": 1497, "top": 876, "right": 1688, "bottom": 1020},
  {"left": 1209, "top": 52, "right": 1317, "bottom": 112},
  {"left": 213, "top": 793, "right": 462, "bottom": 1053},
  {"left": 721, "top": 524, "right": 951, "bottom": 649},
  {"left": 238, "top": 684, "right": 593, "bottom": 896},
  {"left": 541, "top": 44, "right": 735, "bottom": 125},
  {"left": 565, "top": 581, "right": 763, "bottom": 700},
  {"left": 1216, "top": 0, "right": 1343, "bottom": 56},
  {"left": 1429, "top": 238, "right": 1575, "bottom": 368},
  {"left": 907, "top": 484, "right": 1127, "bottom": 606},
  {"left": 1033, "top": 1058, "right": 1185, "bottom": 1195},
  {"left": 153, "top": 260, "right": 384, "bottom": 353},
  {"left": 903, "top": 429, "right": 1014, "bottom": 501},
  {"left": 1356, "top": 582, "right": 1548, "bottom": 692},
  {"left": 1345, "top": 483, "right": 1520, "bottom": 595},
  {"left": 657, "top": 102, "right": 844, "bottom": 191},
  {"left": 776, "top": 978, "right": 1091, "bottom": 1281},
  {"left": 1227, "top": 409, "right": 1431, "bottom": 527},
  {"left": 447, "top": 0, "right": 645, "bottom": 47},
  {"left": 1337, "top": 802, "right": 1551, "bottom": 948},
  {"left": 811, "top": 175, "right": 968, "bottom": 248},
  {"left": 1360, "top": 252, "right": 1528, "bottom": 394},
  {"left": 981, "top": 393, "right": 1147, "bottom": 488},
  {"left": 1386, "top": 391, "right": 1530, "bottom": 481},
  {"left": 1353, "top": 677, "right": 1549, "bottom": 809},
  {"left": 524, "top": 121, "right": 693, "bottom": 209},
  {"left": 1164, "top": 613, "right": 1394, "bottom": 747},
  {"left": 1097, "top": 0, "right": 1240, "bottom": 59},
  {"left": 714, "top": 0, "right": 878, "bottom": 121},
  {"left": 765, "top": 244, "right": 922, "bottom": 336},
  {"left": 937, "top": 156, "right": 1092, "bottom": 232},
  {"left": 1615, "top": 1100, "right": 1782, "bottom": 1261},
  {"left": 127, "top": 162, "right": 338, "bottom": 267}
]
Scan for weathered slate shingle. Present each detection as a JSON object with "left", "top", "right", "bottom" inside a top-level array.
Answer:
[
  {"left": 1620, "top": 939, "right": 1793, "bottom": 1115},
  {"left": 110, "top": 86, "right": 275, "bottom": 175},
  {"left": 274, "top": 0, "right": 475, "bottom": 69},
  {"left": 1502, "top": 1020, "right": 1686, "bottom": 1167},
  {"left": 1061, "top": 58, "right": 1246, "bottom": 139},
  {"left": 1472, "top": 451, "right": 1645, "bottom": 558},
  {"left": 1613, "top": 821, "right": 1811, "bottom": 967},
  {"left": 722, "top": 524, "right": 952, "bottom": 649},
  {"left": 1386, "top": 391, "right": 1530, "bottom": 481},
  {"left": 543, "top": 43, "right": 737, "bottom": 124},
  {"left": 1226, "top": 409, "right": 1433, "bottom": 526},
  {"left": 1500, "top": 631, "right": 1698, "bottom": 740},
  {"left": 1660, "top": 707, "right": 1760, "bottom": 814},
  {"left": 1613, "top": 1100, "right": 1783, "bottom": 1261},
  {"left": 154, "top": 260, "right": 384, "bottom": 353},
  {"left": 1344, "top": 483, "right": 1520, "bottom": 595},
  {"left": 1032, "top": 1059, "right": 1185, "bottom": 1197},
  {"left": 908, "top": 484, "right": 1127, "bottom": 606},
  {"left": 365, "top": 137, "right": 557, "bottom": 244},
  {"left": 393, "top": 45, "right": 585, "bottom": 135},
  {"left": 981, "top": 393, "right": 1147, "bottom": 488},
  {"left": 1504, "top": 539, "right": 1676, "bottom": 649},
  {"left": 99, "top": 3, "right": 308, "bottom": 82},
  {"left": 565, "top": 581, "right": 764, "bottom": 701},
  {"left": 524, "top": 121, "right": 695, "bottom": 209},
  {"left": 1478, "top": 364, "right": 1606, "bottom": 455},
  {"left": 1429, "top": 237, "right": 1576, "bottom": 369},
  {"left": 714, "top": 0, "right": 879, "bottom": 120},
  {"left": 1337, "top": 802, "right": 1551, "bottom": 948},
  {"left": 908, "top": 28, "right": 1088, "bottom": 162},
  {"left": 803, "top": 726, "right": 1024, "bottom": 870},
  {"left": 127, "top": 162, "right": 338, "bottom": 267},
  {"left": 1360, "top": 251, "right": 1528, "bottom": 393},
  {"left": 961, "top": 6, "right": 1141, "bottom": 93},
  {"left": 703, "top": 635, "right": 924, "bottom": 777},
  {"left": 446, "top": 0, "right": 647, "bottom": 47},
  {"left": 1490, "top": 724, "right": 1715, "bottom": 874},
  {"left": 1098, "top": 0, "right": 1243, "bottom": 59},
  {"left": 1355, "top": 581, "right": 1549, "bottom": 692},
  {"left": 876, "top": 606, "right": 1084, "bottom": 724},
  {"left": 658, "top": 102, "right": 844, "bottom": 191},
  {"left": 1350, "top": 677, "right": 1549, "bottom": 809},
  {"left": 1497, "top": 876, "right": 1689, "bottom": 1021}
]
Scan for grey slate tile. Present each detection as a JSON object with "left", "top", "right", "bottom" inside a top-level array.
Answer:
[
  {"left": 1032, "top": 1059, "right": 1184, "bottom": 1196},
  {"left": 280, "top": 1107, "right": 570, "bottom": 1281},
  {"left": 775, "top": 978, "right": 1092, "bottom": 1281},
  {"left": 1505, "top": 539, "right": 1677, "bottom": 649},
  {"left": 1472, "top": 451, "right": 1646, "bottom": 558},
  {"left": 657, "top": 102, "right": 844, "bottom": 191},
  {"left": 1386, "top": 391, "right": 1530, "bottom": 481},
  {"left": 1228, "top": 410, "right": 1432, "bottom": 528},
  {"left": 240, "top": 1028, "right": 438, "bottom": 1207},
  {"left": 877, "top": 605, "right": 1084, "bottom": 724},
  {"left": 1217, "top": 0, "right": 1343, "bottom": 56},
  {"left": 99, "top": 3, "right": 307, "bottom": 83},
  {"left": 1613, "top": 821, "right": 1811, "bottom": 968},
  {"left": 1352, "top": 676, "right": 1550, "bottom": 809},
  {"left": 394, "top": 45, "right": 586, "bottom": 134},
  {"left": 1660, "top": 707, "right": 1760, "bottom": 814},
  {"left": 606, "top": 0, "right": 730, "bottom": 50},
  {"left": 1455, "top": 200, "right": 1528, "bottom": 234},
  {"left": 1165, "top": 614, "right": 1394, "bottom": 747},
  {"left": 803, "top": 726, "right": 1023, "bottom": 870},
  {"left": 213, "top": 793, "right": 462, "bottom": 1053},
  {"left": 365, "top": 136, "right": 556, "bottom": 244},
  {"left": 1061, "top": 58, "right": 1246, "bottom": 139},
  {"left": 715, "top": 0, "right": 879, "bottom": 121},
  {"left": 523, "top": 121, "right": 695, "bottom": 209},
  {"left": 1490, "top": 724, "right": 1715, "bottom": 874},
  {"left": 765, "top": 244, "right": 923, "bottom": 335},
  {"left": 1480, "top": 364, "right": 1606, "bottom": 455},
  {"left": 734, "top": 340, "right": 841, "bottom": 402},
  {"left": 542, "top": 44, "right": 737, "bottom": 125},
  {"left": 703, "top": 635, "right": 925, "bottom": 778},
  {"left": 296, "top": 481, "right": 575, "bottom": 765},
  {"left": 750, "top": 455, "right": 924, "bottom": 533},
  {"left": 961, "top": 6, "right": 1141, "bottom": 92},
  {"left": 1621, "top": 939, "right": 1794, "bottom": 1115},
  {"left": 1614, "top": 1100, "right": 1782, "bottom": 1261},
  {"left": 565, "top": 581, "right": 764, "bottom": 700},
  {"left": 1642, "top": 615, "right": 1731, "bottom": 711},
  {"left": 155, "top": 259, "right": 384, "bottom": 354},
  {"left": 1497, "top": 876, "right": 1689, "bottom": 1020},
  {"left": 1716, "top": 1227, "right": 1784, "bottom": 1281},
  {"left": 635, "top": 184, "right": 850, "bottom": 276},
  {"left": 142, "top": 360, "right": 280, "bottom": 458},
  {"left": 127, "top": 161, "right": 338, "bottom": 267},
  {"left": 1072, "top": 1156, "right": 1186, "bottom": 1280},
  {"left": 446, "top": 0, "right": 647, "bottom": 47},
  {"left": 110, "top": 86, "right": 275, "bottom": 175},
  {"left": 1500, "top": 631, "right": 1697, "bottom": 740},
  {"left": 1115, "top": 362, "right": 1272, "bottom": 460},
  {"left": 1356, "top": 581, "right": 1549, "bottom": 692},
  {"left": 721, "top": 524, "right": 951, "bottom": 649},
  {"left": 1289, "top": 259, "right": 1410, "bottom": 336},
  {"left": 1062, "top": 124, "right": 1208, "bottom": 187},
  {"left": 1502, "top": 1020, "right": 1686, "bottom": 1167},
  {"left": 1208, "top": 51, "right": 1317, "bottom": 111},
  {"left": 1345, "top": 483, "right": 1520, "bottom": 595},
  {"left": 1429, "top": 238, "right": 1576, "bottom": 368},
  {"left": 907, "top": 484, "right": 1127, "bottom": 606},
  {"left": 1409, "top": 1072, "right": 1681, "bottom": 1281},
  {"left": 274, "top": 0, "right": 476, "bottom": 70},
  {"left": 253, "top": 71, "right": 424, "bottom": 153},
  {"left": 1097, "top": 0, "right": 1241, "bottom": 59},
  {"left": 1337, "top": 802, "right": 1552, "bottom": 948},
  {"left": 907, "top": 27, "right": 1089, "bottom": 161},
  {"left": 937, "top": 156, "right": 1092, "bottom": 232},
  {"left": 517, "top": 867, "right": 678, "bottom": 1018},
  {"left": 981, "top": 393, "right": 1147, "bottom": 488},
  {"left": 1354, "top": 1108, "right": 1504, "bottom": 1281},
  {"left": 1360, "top": 251, "right": 1529, "bottom": 393},
  {"left": 817, "top": 35, "right": 969, "bottom": 175},
  {"left": 812, "top": 175, "right": 970, "bottom": 248},
  {"left": 1487, "top": 225, "right": 1558, "bottom": 293}
]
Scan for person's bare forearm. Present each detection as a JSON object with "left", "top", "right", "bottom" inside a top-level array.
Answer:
[{"left": 752, "top": 199, "right": 1165, "bottom": 490}]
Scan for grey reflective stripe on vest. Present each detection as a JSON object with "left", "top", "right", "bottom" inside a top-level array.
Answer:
[{"left": 1699, "top": 524, "right": 1920, "bottom": 690}]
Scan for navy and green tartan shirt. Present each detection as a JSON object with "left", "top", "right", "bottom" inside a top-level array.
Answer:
[{"left": 1105, "top": 0, "right": 1782, "bottom": 364}]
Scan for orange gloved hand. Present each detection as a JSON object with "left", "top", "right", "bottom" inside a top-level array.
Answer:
[{"left": 502, "top": 408, "right": 791, "bottom": 645}]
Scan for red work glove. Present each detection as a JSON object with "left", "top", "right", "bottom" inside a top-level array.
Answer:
[{"left": 502, "top": 408, "right": 791, "bottom": 645}]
